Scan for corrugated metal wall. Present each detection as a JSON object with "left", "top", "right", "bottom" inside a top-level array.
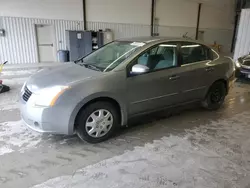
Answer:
[
  {"left": 0, "top": 16, "right": 84, "bottom": 64},
  {"left": 0, "top": 18, "right": 151, "bottom": 64},
  {"left": 233, "top": 9, "right": 250, "bottom": 60},
  {"left": 87, "top": 21, "right": 151, "bottom": 39},
  {"left": 0, "top": 17, "right": 234, "bottom": 64},
  {"left": 87, "top": 22, "right": 233, "bottom": 53}
]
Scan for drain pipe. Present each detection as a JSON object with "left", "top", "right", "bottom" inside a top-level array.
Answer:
[
  {"left": 195, "top": 3, "right": 202, "bottom": 40},
  {"left": 151, "top": 0, "right": 156, "bottom": 36},
  {"left": 83, "top": 0, "right": 87, "bottom": 30}
]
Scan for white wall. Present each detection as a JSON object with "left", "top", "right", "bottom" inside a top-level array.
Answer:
[
  {"left": 0, "top": 17, "right": 84, "bottom": 64},
  {"left": 155, "top": 0, "right": 234, "bottom": 29},
  {"left": 0, "top": 0, "right": 236, "bottom": 64},
  {"left": 200, "top": 4, "right": 234, "bottom": 29},
  {"left": 154, "top": 0, "right": 235, "bottom": 52},
  {"left": 0, "top": 0, "right": 83, "bottom": 21},
  {"left": 199, "top": 2, "right": 234, "bottom": 52},
  {"left": 86, "top": 0, "right": 151, "bottom": 25},
  {"left": 0, "top": 0, "right": 85, "bottom": 64},
  {"left": 155, "top": 0, "right": 198, "bottom": 27}
]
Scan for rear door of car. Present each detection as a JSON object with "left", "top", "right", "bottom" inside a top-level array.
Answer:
[{"left": 176, "top": 41, "right": 216, "bottom": 102}]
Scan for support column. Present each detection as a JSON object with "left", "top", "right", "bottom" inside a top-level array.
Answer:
[
  {"left": 83, "top": 0, "right": 87, "bottom": 30},
  {"left": 151, "top": 0, "right": 156, "bottom": 36},
  {"left": 195, "top": 3, "right": 202, "bottom": 40}
]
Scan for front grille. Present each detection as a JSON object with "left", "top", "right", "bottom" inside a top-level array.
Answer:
[
  {"left": 22, "top": 86, "right": 32, "bottom": 102},
  {"left": 241, "top": 66, "right": 250, "bottom": 73},
  {"left": 243, "top": 60, "right": 250, "bottom": 66},
  {"left": 241, "top": 65, "right": 250, "bottom": 70}
]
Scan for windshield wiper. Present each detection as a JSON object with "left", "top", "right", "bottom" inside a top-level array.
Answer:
[
  {"left": 74, "top": 58, "right": 83, "bottom": 64},
  {"left": 79, "top": 62, "right": 102, "bottom": 72},
  {"left": 86, "top": 64, "right": 102, "bottom": 72}
]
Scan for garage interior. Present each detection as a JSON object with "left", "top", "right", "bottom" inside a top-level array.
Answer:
[
  {"left": 1, "top": 0, "right": 249, "bottom": 64},
  {"left": 1, "top": 0, "right": 250, "bottom": 187}
]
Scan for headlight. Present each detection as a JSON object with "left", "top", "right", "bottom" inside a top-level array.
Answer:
[
  {"left": 235, "top": 60, "right": 241, "bottom": 68},
  {"left": 30, "top": 86, "right": 70, "bottom": 107}
]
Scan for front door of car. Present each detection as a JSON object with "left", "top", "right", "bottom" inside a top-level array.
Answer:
[
  {"left": 126, "top": 42, "right": 183, "bottom": 116},
  {"left": 177, "top": 42, "right": 215, "bottom": 102}
]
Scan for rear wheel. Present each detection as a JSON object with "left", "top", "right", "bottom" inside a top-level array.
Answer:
[
  {"left": 202, "top": 81, "right": 226, "bottom": 110},
  {"left": 76, "top": 102, "right": 119, "bottom": 143}
]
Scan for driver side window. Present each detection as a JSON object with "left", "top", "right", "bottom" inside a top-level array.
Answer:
[{"left": 134, "top": 43, "right": 178, "bottom": 72}]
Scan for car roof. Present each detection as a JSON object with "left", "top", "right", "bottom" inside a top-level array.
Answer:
[
  {"left": 116, "top": 36, "right": 208, "bottom": 46},
  {"left": 117, "top": 36, "right": 190, "bottom": 43}
]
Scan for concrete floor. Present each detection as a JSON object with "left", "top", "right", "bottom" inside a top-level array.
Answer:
[{"left": 1, "top": 77, "right": 250, "bottom": 188}]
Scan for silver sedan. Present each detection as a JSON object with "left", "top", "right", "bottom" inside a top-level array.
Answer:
[{"left": 20, "top": 37, "right": 235, "bottom": 143}]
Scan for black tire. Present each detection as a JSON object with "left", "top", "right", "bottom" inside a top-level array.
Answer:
[
  {"left": 75, "top": 101, "right": 120, "bottom": 143},
  {"left": 202, "top": 81, "right": 226, "bottom": 110}
]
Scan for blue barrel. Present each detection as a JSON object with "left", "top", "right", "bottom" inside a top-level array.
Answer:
[{"left": 58, "top": 50, "right": 69, "bottom": 62}]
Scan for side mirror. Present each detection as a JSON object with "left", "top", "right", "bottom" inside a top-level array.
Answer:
[{"left": 131, "top": 64, "right": 149, "bottom": 75}]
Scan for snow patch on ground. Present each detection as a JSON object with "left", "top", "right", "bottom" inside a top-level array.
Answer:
[
  {"left": 0, "top": 146, "right": 14, "bottom": 156},
  {"left": 0, "top": 77, "right": 26, "bottom": 111},
  {"left": 0, "top": 88, "right": 20, "bottom": 111},
  {"left": 0, "top": 121, "right": 42, "bottom": 156},
  {"left": 32, "top": 112, "right": 250, "bottom": 188},
  {"left": 1, "top": 69, "right": 39, "bottom": 76},
  {"left": 0, "top": 103, "right": 19, "bottom": 111},
  {"left": 3, "top": 77, "right": 27, "bottom": 86}
]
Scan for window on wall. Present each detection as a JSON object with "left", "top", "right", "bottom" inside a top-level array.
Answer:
[
  {"left": 134, "top": 43, "right": 178, "bottom": 71},
  {"left": 180, "top": 42, "right": 211, "bottom": 65}
]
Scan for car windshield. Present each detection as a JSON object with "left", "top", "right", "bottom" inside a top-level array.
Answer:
[{"left": 77, "top": 41, "right": 145, "bottom": 72}]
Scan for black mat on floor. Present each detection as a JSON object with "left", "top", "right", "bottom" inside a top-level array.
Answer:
[{"left": 0, "top": 84, "right": 10, "bottom": 94}]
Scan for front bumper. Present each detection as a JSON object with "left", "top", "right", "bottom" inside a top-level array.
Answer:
[
  {"left": 20, "top": 96, "right": 74, "bottom": 135},
  {"left": 227, "top": 72, "right": 235, "bottom": 93},
  {"left": 236, "top": 67, "right": 250, "bottom": 78}
]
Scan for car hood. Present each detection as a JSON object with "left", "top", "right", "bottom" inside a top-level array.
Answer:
[{"left": 26, "top": 63, "right": 102, "bottom": 92}]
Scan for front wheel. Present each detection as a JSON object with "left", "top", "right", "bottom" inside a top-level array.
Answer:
[
  {"left": 202, "top": 81, "right": 226, "bottom": 110},
  {"left": 75, "top": 102, "right": 120, "bottom": 143}
]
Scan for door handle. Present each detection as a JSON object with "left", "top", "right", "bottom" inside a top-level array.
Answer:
[
  {"left": 205, "top": 67, "right": 214, "bottom": 72},
  {"left": 169, "top": 75, "right": 180, "bottom": 80}
]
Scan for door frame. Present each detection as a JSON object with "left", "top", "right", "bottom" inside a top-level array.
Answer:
[
  {"left": 35, "top": 24, "right": 56, "bottom": 62},
  {"left": 177, "top": 41, "right": 214, "bottom": 101},
  {"left": 126, "top": 41, "right": 182, "bottom": 77},
  {"left": 125, "top": 41, "right": 183, "bottom": 115}
]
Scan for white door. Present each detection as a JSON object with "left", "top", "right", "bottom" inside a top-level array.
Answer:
[{"left": 36, "top": 24, "right": 55, "bottom": 62}]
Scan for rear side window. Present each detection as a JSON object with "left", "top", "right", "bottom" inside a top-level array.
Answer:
[{"left": 180, "top": 42, "right": 212, "bottom": 65}]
